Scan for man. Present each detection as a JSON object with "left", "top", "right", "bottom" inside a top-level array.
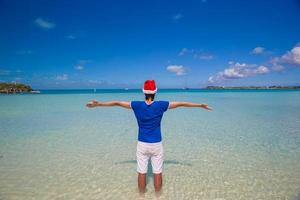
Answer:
[{"left": 86, "top": 80, "right": 212, "bottom": 194}]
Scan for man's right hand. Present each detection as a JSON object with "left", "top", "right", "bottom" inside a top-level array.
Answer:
[
  {"left": 86, "top": 100, "right": 98, "bottom": 108},
  {"left": 201, "top": 103, "right": 213, "bottom": 111}
]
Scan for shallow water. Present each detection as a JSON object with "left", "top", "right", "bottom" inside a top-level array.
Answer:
[{"left": 0, "top": 91, "right": 300, "bottom": 200}]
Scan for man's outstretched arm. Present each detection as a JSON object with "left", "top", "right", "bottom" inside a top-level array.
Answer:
[
  {"left": 86, "top": 100, "right": 131, "bottom": 109},
  {"left": 169, "top": 102, "right": 212, "bottom": 111}
]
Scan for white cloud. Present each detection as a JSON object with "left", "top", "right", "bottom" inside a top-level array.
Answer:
[
  {"left": 270, "top": 57, "right": 284, "bottom": 71},
  {"left": 65, "top": 31, "right": 86, "bottom": 40},
  {"left": 173, "top": 13, "right": 183, "bottom": 21},
  {"left": 194, "top": 54, "right": 214, "bottom": 60},
  {"left": 208, "top": 62, "right": 270, "bottom": 83},
  {"left": 179, "top": 48, "right": 189, "bottom": 56},
  {"left": 272, "top": 64, "right": 285, "bottom": 72},
  {"left": 281, "top": 46, "right": 300, "bottom": 65},
  {"left": 56, "top": 74, "right": 68, "bottom": 80},
  {"left": 208, "top": 44, "right": 300, "bottom": 83},
  {"left": 254, "top": 65, "right": 270, "bottom": 74},
  {"left": 269, "top": 45, "right": 300, "bottom": 71},
  {"left": 179, "top": 48, "right": 214, "bottom": 60},
  {"left": 167, "top": 65, "right": 186, "bottom": 76},
  {"left": 178, "top": 48, "right": 195, "bottom": 56},
  {"left": 208, "top": 76, "right": 214, "bottom": 83},
  {"left": 34, "top": 18, "right": 56, "bottom": 29},
  {"left": 73, "top": 60, "right": 91, "bottom": 71},
  {"left": 251, "top": 47, "right": 265, "bottom": 54},
  {"left": 87, "top": 79, "right": 116, "bottom": 87},
  {"left": 89, "top": 80, "right": 105, "bottom": 84},
  {"left": 74, "top": 65, "right": 84, "bottom": 70}
]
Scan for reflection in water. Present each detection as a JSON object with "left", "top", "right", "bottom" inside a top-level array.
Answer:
[{"left": 115, "top": 159, "right": 192, "bottom": 198}]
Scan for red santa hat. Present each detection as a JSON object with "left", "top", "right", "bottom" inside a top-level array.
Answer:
[{"left": 143, "top": 80, "right": 157, "bottom": 94}]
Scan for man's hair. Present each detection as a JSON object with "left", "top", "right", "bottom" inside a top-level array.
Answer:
[{"left": 145, "top": 93, "right": 155, "bottom": 101}]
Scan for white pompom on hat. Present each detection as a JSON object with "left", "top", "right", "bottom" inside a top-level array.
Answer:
[{"left": 142, "top": 80, "right": 157, "bottom": 94}]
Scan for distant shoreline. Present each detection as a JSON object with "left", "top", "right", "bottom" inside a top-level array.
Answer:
[
  {"left": 1, "top": 88, "right": 300, "bottom": 95},
  {"left": 204, "top": 85, "right": 300, "bottom": 89},
  {"left": 1, "top": 82, "right": 300, "bottom": 95},
  {"left": 0, "top": 82, "right": 40, "bottom": 94},
  {"left": 34, "top": 86, "right": 300, "bottom": 91}
]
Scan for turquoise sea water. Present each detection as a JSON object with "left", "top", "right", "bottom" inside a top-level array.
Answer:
[{"left": 0, "top": 90, "right": 300, "bottom": 200}]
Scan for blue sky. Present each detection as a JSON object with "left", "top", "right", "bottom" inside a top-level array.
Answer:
[{"left": 0, "top": 0, "right": 300, "bottom": 89}]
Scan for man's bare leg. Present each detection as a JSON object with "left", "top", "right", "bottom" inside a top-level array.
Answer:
[
  {"left": 138, "top": 173, "right": 146, "bottom": 193},
  {"left": 154, "top": 173, "right": 162, "bottom": 192}
]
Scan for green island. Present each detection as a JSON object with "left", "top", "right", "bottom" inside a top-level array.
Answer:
[
  {"left": 205, "top": 85, "right": 300, "bottom": 89},
  {"left": 0, "top": 82, "right": 36, "bottom": 94}
]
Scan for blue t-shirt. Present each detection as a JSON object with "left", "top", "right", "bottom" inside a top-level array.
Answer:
[{"left": 131, "top": 101, "right": 169, "bottom": 143}]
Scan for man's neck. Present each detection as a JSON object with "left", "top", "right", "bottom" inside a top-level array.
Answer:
[{"left": 145, "top": 99, "right": 154, "bottom": 105}]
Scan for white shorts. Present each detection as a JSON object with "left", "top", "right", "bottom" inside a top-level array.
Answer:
[{"left": 136, "top": 141, "right": 164, "bottom": 174}]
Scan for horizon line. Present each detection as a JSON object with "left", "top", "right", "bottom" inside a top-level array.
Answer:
[{"left": 35, "top": 86, "right": 300, "bottom": 90}]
